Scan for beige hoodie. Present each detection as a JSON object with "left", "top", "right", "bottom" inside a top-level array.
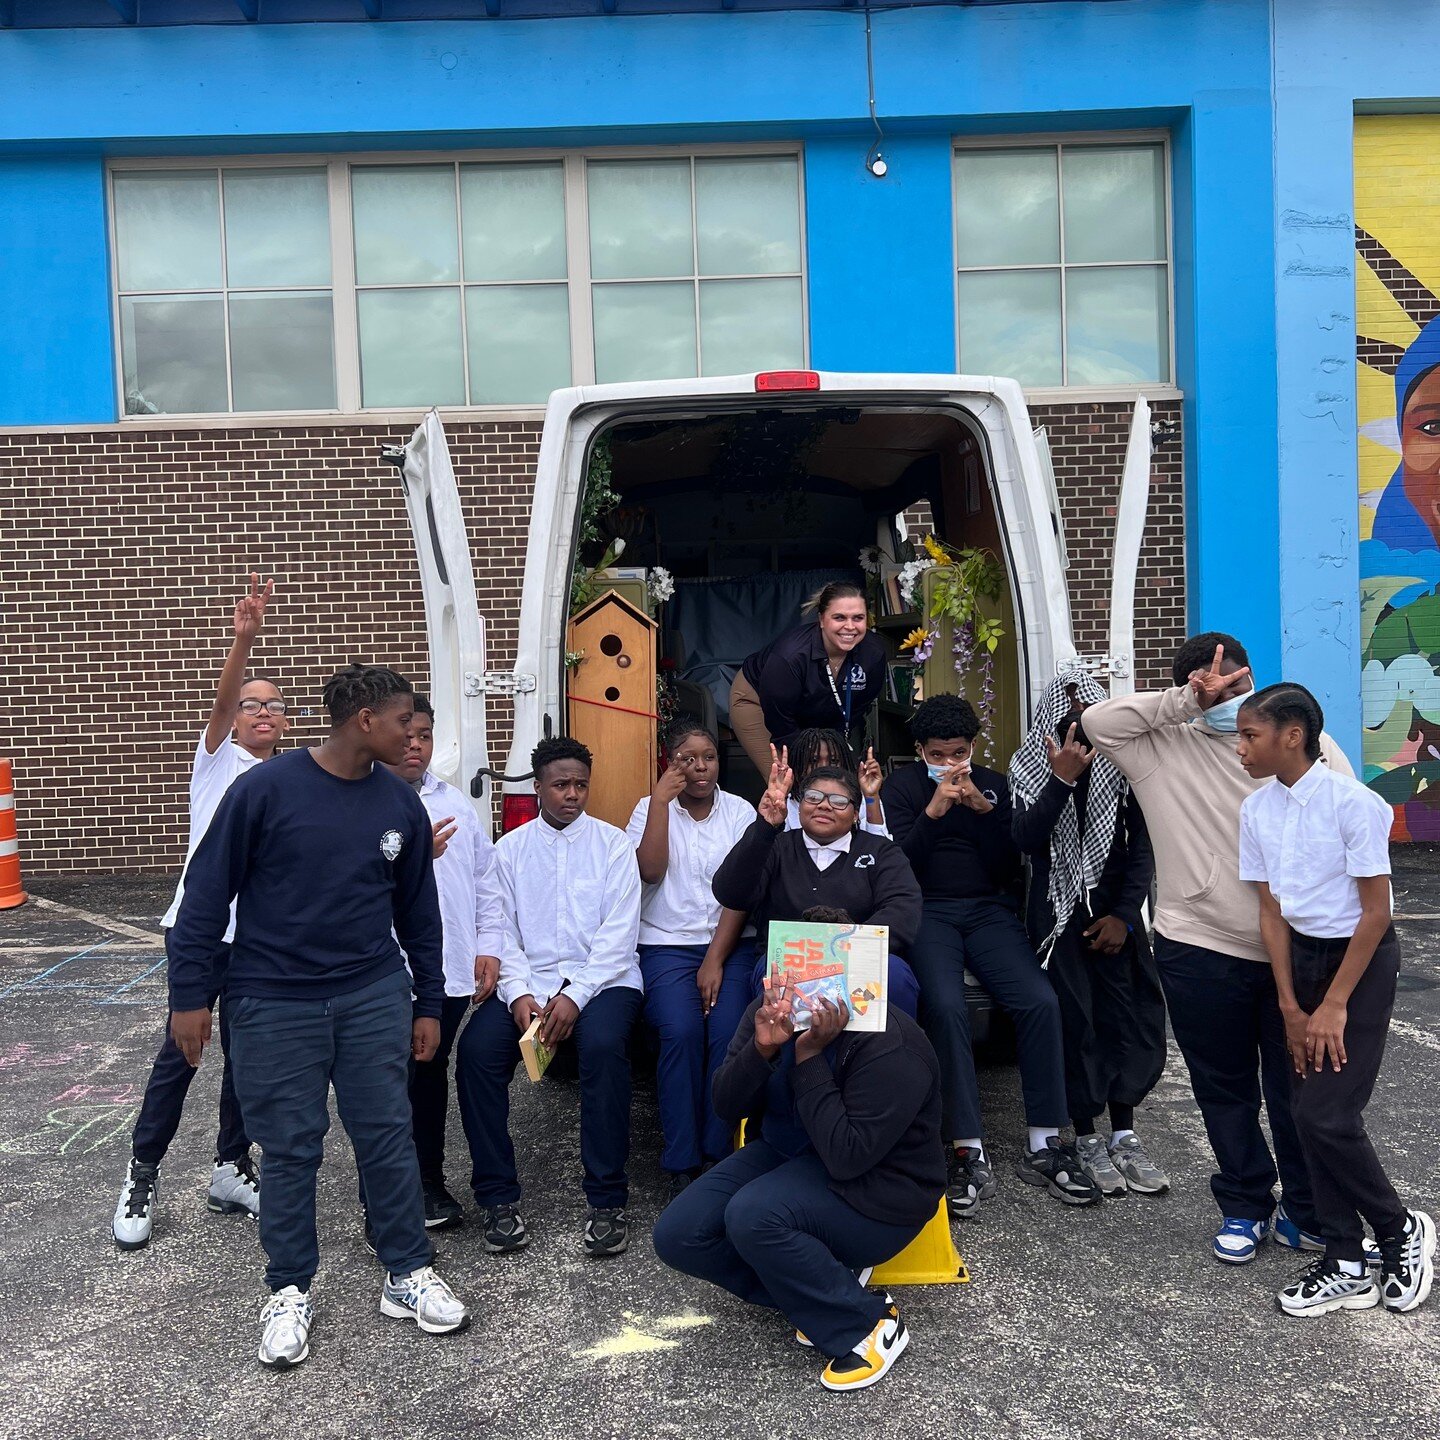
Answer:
[{"left": 1083, "top": 685, "right": 1354, "bottom": 963}]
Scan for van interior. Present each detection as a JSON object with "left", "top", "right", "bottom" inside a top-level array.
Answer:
[{"left": 576, "top": 402, "right": 1023, "bottom": 801}]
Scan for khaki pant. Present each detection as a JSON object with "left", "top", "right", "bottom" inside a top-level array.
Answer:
[{"left": 728, "top": 671, "right": 773, "bottom": 778}]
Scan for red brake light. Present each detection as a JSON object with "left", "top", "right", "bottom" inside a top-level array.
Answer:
[
  {"left": 755, "top": 370, "right": 820, "bottom": 393},
  {"left": 501, "top": 794, "right": 539, "bottom": 834}
]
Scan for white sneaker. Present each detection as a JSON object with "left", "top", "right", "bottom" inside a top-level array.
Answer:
[
  {"left": 380, "top": 1266, "right": 471, "bottom": 1335},
  {"left": 258, "top": 1286, "right": 312, "bottom": 1369},
  {"left": 208, "top": 1156, "right": 260, "bottom": 1218},
  {"left": 113, "top": 1159, "right": 159, "bottom": 1250},
  {"left": 820, "top": 1310, "right": 909, "bottom": 1392},
  {"left": 1378, "top": 1210, "right": 1436, "bottom": 1313},
  {"left": 1277, "top": 1258, "right": 1381, "bottom": 1317}
]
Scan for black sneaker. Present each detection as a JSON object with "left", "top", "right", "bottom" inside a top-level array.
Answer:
[
  {"left": 363, "top": 1215, "right": 377, "bottom": 1257},
  {"left": 946, "top": 1146, "right": 997, "bottom": 1219},
  {"left": 423, "top": 1180, "right": 464, "bottom": 1231},
  {"left": 666, "top": 1171, "right": 697, "bottom": 1204},
  {"left": 1015, "top": 1138, "right": 1103, "bottom": 1207},
  {"left": 480, "top": 1203, "right": 530, "bottom": 1254},
  {"left": 1377, "top": 1210, "right": 1436, "bottom": 1313},
  {"left": 584, "top": 1207, "right": 629, "bottom": 1258}
]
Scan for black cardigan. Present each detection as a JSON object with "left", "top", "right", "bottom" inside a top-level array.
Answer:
[
  {"left": 740, "top": 622, "right": 888, "bottom": 751},
  {"left": 711, "top": 818, "right": 922, "bottom": 954},
  {"left": 1011, "top": 773, "right": 1154, "bottom": 946},
  {"left": 712, "top": 998, "right": 946, "bottom": 1228}
]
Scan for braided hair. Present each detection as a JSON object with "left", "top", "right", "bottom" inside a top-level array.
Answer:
[
  {"left": 321, "top": 663, "right": 413, "bottom": 726},
  {"left": 1239, "top": 683, "right": 1324, "bottom": 762},
  {"left": 663, "top": 714, "right": 718, "bottom": 752},
  {"left": 788, "top": 728, "right": 855, "bottom": 798}
]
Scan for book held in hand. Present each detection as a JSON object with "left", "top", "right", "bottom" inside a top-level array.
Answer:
[
  {"left": 765, "top": 920, "right": 889, "bottom": 1033},
  {"left": 518, "top": 1015, "right": 554, "bottom": 1083}
]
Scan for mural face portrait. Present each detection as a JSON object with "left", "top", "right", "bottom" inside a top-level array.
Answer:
[{"left": 1400, "top": 365, "right": 1440, "bottom": 547}]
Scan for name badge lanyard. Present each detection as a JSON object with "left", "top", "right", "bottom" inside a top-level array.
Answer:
[{"left": 825, "top": 663, "right": 855, "bottom": 730}]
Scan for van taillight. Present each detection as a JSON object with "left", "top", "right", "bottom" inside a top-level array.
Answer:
[
  {"left": 501, "top": 794, "right": 539, "bottom": 833},
  {"left": 755, "top": 370, "right": 820, "bottom": 392}
]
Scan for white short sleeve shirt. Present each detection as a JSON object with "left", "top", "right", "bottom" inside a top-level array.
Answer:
[
  {"left": 1239, "top": 763, "right": 1393, "bottom": 939},
  {"left": 161, "top": 734, "right": 263, "bottom": 942}
]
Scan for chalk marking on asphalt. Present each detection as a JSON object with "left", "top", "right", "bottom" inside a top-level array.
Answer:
[
  {"left": 0, "top": 942, "right": 113, "bottom": 1001},
  {"left": 1394, "top": 913, "right": 1440, "bottom": 921},
  {"left": 0, "top": 943, "right": 157, "bottom": 958},
  {"left": 97, "top": 958, "right": 167, "bottom": 1003},
  {"left": 27, "top": 896, "right": 162, "bottom": 945},
  {"left": 1389, "top": 1017, "right": 1440, "bottom": 1054},
  {"left": 574, "top": 1311, "right": 714, "bottom": 1361}
]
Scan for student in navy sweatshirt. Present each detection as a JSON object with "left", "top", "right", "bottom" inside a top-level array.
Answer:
[{"left": 168, "top": 663, "right": 471, "bottom": 1371}]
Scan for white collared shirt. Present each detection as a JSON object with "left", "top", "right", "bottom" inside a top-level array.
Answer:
[
  {"left": 802, "top": 829, "right": 853, "bottom": 872},
  {"left": 493, "top": 810, "right": 643, "bottom": 1010},
  {"left": 162, "top": 733, "right": 263, "bottom": 942},
  {"left": 785, "top": 794, "right": 890, "bottom": 841},
  {"left": 626, "top": 789, "right": 754, "bottom": 946},
  {"left": 415, "top": 772, "right": 506, "bottom": 998},
  {"left": 1239, "top": 762, "right": 1393, "bottom": 939}
]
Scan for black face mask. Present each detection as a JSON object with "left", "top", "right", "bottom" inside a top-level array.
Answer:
[{"left": 1056, "top": 708, "right": 1090, "bottom": 750}]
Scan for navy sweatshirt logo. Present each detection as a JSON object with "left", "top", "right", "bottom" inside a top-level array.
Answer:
[{"left": 380, "top": 829, "right": 403, "bottom": 861}]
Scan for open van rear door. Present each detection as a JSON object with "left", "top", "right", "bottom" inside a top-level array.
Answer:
[
  {"left": 1105, "top": 397, "right": 1153, "bottom": 698},
  {"left": 394, "top": 411, "right": 490, "bottom": 819}
]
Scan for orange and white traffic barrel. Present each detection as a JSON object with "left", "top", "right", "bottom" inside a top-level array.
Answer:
[{"left": 0, "top": 759, "right": 29, "bottom": 910}]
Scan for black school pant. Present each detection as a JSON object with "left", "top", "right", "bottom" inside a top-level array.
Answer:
[
  {"left": 1154, "top": 934, "right": 1318, "bottom": 1230},
  {"left": 1289, "top": 927, "right": 1407, "bottom": 1263},
  {"left": 408, "top": 995, "right": 472, "bottom": 1186}
]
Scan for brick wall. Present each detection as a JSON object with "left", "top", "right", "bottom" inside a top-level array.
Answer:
[{"left": 2, "top": 400, "right": 1182, "bottom": 874}]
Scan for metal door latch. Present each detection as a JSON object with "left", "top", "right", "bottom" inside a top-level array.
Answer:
[{"left": 468, "top": 671, "right": 537, "bottom": 697}]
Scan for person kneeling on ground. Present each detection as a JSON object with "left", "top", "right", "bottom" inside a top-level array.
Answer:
[
  {"left": 881, "top": 695, "right": 1100, "bottom": 1215},
  {"left": 653, "top": 932, "right": 946, "bottom": 1393},
  {"left": 168, "top": 663, "right": 470, "bottom": 1370},
  {"left": 456, "top": 737, "right": 644, "bottom": 1259}
]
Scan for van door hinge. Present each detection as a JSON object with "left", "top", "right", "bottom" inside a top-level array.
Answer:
[
  {"left": 1067, "top": 654, "right": 1131, "bottom": 680},
  {"left": 469, "top": 671, "right": 537, "bottom": 697}
]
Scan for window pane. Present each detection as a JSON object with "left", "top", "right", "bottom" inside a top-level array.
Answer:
[
  {"left": 1066, "top": 266, "right": 1169, "bottom": 384},
  {"left": 592, "top": 281, "right": 697, "bottom": 382},
  {"left": 120, "top": 294, "right": 227, "bottom": 414},
  {"left": 357, "top": 288, "right": 465, "bottom": 407},
  {"left": 954, "top": 149, "right": 1058, "bottom": 268},
  {"left": 114, "top": 171, "right": 221, "bottom": 291},
  {"left": 956, "top": 269, "right": 1061, "bottom": 387},
  {"left": 1063, "top": 145, "right": 1166, "bottom": 263},
  {"left": 465, "top": 284, "right": 571, "bottom": 404},
  {"left": 587, "top": 160, "right": 693, "bottom": 280},
  {"left": 695, "top": 157, "right": 801, "bottom": 276},
  {"left": 229, "top": 291, "right": 336, "bottom": 411},
  {"left": 460, "top": 163, "right": 566, "bottom": 282},
  {"left": 352, "top": 166, "right": 459, "bottom": 285},
  {"left": 699, "top": 277, "right": 803, "bottom": 376},
  {"left": 224, "top": 169, "right": 331, "bottom": 289}
]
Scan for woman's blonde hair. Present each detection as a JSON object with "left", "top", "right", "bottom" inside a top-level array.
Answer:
[{"left": 801, "top": 581, "right": 866, "bottom": 618}]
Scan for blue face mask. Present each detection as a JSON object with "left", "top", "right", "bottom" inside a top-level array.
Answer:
[
  {"left": 1200, "top": 692, "right": 1249, "bottom": 733},
  {"left": 926, "top": 763, "right": 949, "bottom": 782}
]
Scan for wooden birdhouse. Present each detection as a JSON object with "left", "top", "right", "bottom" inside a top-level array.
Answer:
[{"left": 566, "top": 589, "right": 658, "bottom": 829}]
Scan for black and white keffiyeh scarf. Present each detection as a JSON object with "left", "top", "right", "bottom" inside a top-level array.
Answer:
[{"left": 1008, "top": 669, "right": 1127, "bottom": 954}]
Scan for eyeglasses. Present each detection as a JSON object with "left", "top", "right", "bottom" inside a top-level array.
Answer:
[
  {"left": 799, "top": 789, "right": 856, "bottom": 812},
  {"left": 237, "top": 699, "right": 288, "bottom": 716}
]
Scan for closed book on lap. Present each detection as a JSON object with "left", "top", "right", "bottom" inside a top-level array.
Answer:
[{"left": 519, "top": 1017, "right": 555, "bottom": 1083}]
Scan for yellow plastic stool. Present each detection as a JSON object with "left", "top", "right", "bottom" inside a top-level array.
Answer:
[{"left": 871, "top": 1201, "right": 971, "bottom": 1287}]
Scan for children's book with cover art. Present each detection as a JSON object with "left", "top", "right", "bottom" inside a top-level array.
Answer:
[
  {"left": 518, "top": 1016, "right": 554, "bottom": 1083},
  {"left": 764, "top": 921, "right": 889, "bottom": 1033}
]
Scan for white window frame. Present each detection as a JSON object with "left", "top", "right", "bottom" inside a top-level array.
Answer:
[
  {"left": 107, "top": 143, "right": 809, "bottom": 425},
  {"left": 951, "top": 130, "right": 1180, "bottom": 403}
]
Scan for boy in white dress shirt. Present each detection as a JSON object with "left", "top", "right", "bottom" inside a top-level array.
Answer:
[
  {"left": 455, "top": 737, "right": 643, "bottom": 1259},
  {"left": 385, "top": 695, "right": 504, "bottom": 1231}
]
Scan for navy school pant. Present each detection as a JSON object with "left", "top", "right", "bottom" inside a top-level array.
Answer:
[
  {"left": 455, "top": 985, "right": 644, "bottom": 1210},
  {"left": 639, "top": 940, "right": 755, "bottom": 1174},
  {"left": 132, "top": 934, "right": 249, "bottom": 1167},
  {"left": 1289, "top": 928, "right": 1406, "bottom": 1263},
  {"left": 408, "top": 994, "right": 473, "bottom": 1186},
  {"left": 653, "top": 1140, "right": 923, "bottom": 1359},
  {"left": 747, "top": 953, "right": 920, "bottom": 1021},
  {"left": 1153, "top": 934, "right": 1318, "bottom": 1231},
  {"left": 228, "top": 967, "right": 430, "bottom": 1292},
  {"left": 908, "top": 897, "right": 1067, "bottom": 1140}
]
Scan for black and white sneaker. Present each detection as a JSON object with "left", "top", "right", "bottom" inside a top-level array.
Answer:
[
  {"left": 1277, "top": 1257, "right": 1381, "bottom": 1317},
  {"left": 946, "top": 1146, "right": 997, "bottom": 1218},
  {"left": 113, "top": 1159, "right": 159, "bottom": 1250},
  {"left": 208, "top": 1154, "right": 260, "bottom": 1218},
  {"left": 1378, "top": 1210, "right": 1436, "bottom": 1313},
  {"left": 422, "top": 1180, "right": 464, "bottom": 1231},
  {"left": 480, "top": 1203, "right": 530, "bottom": 1254},
  {"left": 584, "top": 1207, "right": 629, "bottom": 1258},
  {"left": 1015, "top": 1138, "right": 1103, "bottom": 1207}
]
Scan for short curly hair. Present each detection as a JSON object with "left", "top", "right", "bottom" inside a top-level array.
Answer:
[
  {"left": 531, "top": 736, "right": 593, "bottom": 779},
  {"left": 910, "top": 694, "right": 980, "bottom": 745},
  {"left": 1171, "top": 632, "right": 1250, "bottom": 688}
]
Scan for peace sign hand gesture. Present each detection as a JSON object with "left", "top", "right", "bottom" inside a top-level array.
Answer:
[
  {"left": 1045, "top": 724, "right": 1094, "bottom": 784},
  {"left": 857, "top": 746, "right": 883, "bottom": 800},
  {"left": 757, "top": 744, "right": 793, "bottom": 828},
  {"left": 1189, "top": 643, "right": 1251, "bottom": 711},
  {"left": 233, "top": 572, "right": 274, "bottom": 642}
]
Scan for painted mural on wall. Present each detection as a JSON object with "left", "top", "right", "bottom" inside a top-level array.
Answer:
[{"left": 1356, "top": 117, "right": 1440, "bottom": 840}]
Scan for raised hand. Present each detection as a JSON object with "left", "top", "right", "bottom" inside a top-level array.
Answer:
[
  {"left": 1189, "top": 643, "right": 1251, "bottom": 711},
  {"left": 233, "top": 572, "right": 274, "bottom": 642},
  {"left": 757, "top": 743, "right": 793, "bottom": 827},
  {"left": 753, "top": 977, "right": 795, "bottom": 1056},
  {"left": 1046, "top": 724, "right": 1095, "bottom": 783},
  {"left": 653, "top": 762, "right": 689, "bottom": 805},
  {"left": 795, "top": 994, "right": 849, "bottom": 1060},
  {"left": 925, "top": 764, "right": 969, "bottom": 819},
  {"left": 431, "top": 817, "right": 458, "bottom": 859},
  {"left": 858, "top": 746, "right": 883, "bottom": 800}
]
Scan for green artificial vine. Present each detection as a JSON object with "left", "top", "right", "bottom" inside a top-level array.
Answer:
[
  {"left": 922, "top": 534, "right": 1006, "bottom": 652},
  {"left": 570, "top": 433, "right": 621, "bottom": 614}
]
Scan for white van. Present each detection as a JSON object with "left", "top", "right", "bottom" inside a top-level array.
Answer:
[{"left": 393, "top": 370, "right": 1153, "bottom": 834}]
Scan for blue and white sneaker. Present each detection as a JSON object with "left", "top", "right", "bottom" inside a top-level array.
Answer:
[
  {"left": 380, "top": 1266, "right": 471, "bottom": 1335},
  {"left": 1273, "top": 1203, "right": 1326, "bottom": 1253},
  {"left": 1214, "top": 1216, "right": 1270, "bottom": 1264}
]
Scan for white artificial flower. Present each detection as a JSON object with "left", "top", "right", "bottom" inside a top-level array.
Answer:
[
  {"left": 647, "top": 566, "right": 676, "bottom": 603},
  {"left": 897, "top": 557, "right": 934, "bottom": 608}
]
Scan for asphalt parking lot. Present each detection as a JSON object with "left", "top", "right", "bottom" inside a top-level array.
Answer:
[{"left": 2, "top": 860, "right": 1439, "bottom": 1440}]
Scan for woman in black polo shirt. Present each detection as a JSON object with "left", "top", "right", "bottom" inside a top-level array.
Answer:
[{"left": 729, "top": 582, "right": 887, "bottom": 778}]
